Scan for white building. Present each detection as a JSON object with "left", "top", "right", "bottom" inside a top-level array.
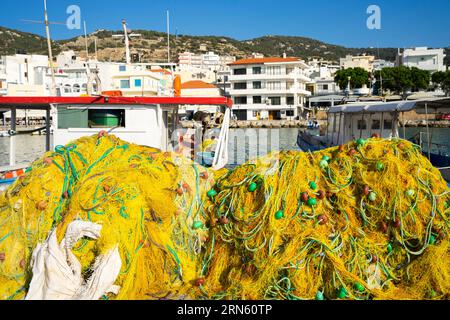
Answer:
[
  {"left": 0, "top": 57, "right": 7, "bottom": 95},
  {"left": 306, "top": 62, "right": 341, "bottom": 96},
  {"left": 340, "top": 54, "right": 375, "bottom": 72},
  {"left": 398, "top": 47, "right": 446, "bottom": 72},
  {"left": 179, "top": 80, "right": 221, "bottom": 115},
  {"left": 373, "top": 59, "right": 395, "bottom": 71},
  {"left": 229, "top": 57, "right": 311, "bottom": 120},
  {"left": 178, "top": 51, "right": 236, "bottom": 72}
]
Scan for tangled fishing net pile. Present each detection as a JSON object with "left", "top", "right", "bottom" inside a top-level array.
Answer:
[{"left": 0, "top": 134, "right": 448, "bottom": 300}]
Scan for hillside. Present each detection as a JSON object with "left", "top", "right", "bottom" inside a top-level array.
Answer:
[{"left": 0, "top": 26, "right": 448, "bottom": 66}]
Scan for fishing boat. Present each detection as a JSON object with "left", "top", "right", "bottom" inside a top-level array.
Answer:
[
  {"left": 297, "top": 98, "right": 450, "bottom": 182},
  {"left": 0, "top": 95, "right": 233, "bottom": 190}
]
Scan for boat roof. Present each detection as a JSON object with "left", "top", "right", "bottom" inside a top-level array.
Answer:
[
  {"left": 0, "top": 96, "right": 233, "bottom": 109},
  {"left": 328, "top": 98, "right": 450, "bottom": 114}
]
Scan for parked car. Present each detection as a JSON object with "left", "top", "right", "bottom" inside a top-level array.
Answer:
[{"left": 437, "top": 114, "right": 450, "bottom": 120}]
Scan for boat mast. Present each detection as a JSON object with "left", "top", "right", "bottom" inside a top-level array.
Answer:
[
  {"left": 44, "top": 0, "right": 57, "bottom": 96},
  {"left": 167, "top": 10, "right": 170, "bottom": 64},
  {"left": 122, "top": 20, "right": 131, "bottom": 64}
]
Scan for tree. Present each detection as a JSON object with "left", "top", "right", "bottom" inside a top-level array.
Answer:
[
  {"left": 373, "top": 66, "right": 430, "bottom": 98},
  {"left": 432, "top": 71, "right": 450, "bottom": 96},
  {"left": 334, "top": 67, "right": 370, "bottom": 90}
]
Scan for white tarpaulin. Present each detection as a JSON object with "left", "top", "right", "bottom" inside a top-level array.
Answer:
[{"left": 25, "top": 220, "right": 122, "bottom": 300}]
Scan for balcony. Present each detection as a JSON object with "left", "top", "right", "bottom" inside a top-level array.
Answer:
[
  {"left": 230, "top": 73, "right": 311, "bottom": 82},
  {"left": 230, "top": 87, "right": 311, "bottom": 96}
]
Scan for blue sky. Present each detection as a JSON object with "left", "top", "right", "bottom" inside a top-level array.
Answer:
[{"left": 0, "top": 0, "right": 449, "bottom": 48}]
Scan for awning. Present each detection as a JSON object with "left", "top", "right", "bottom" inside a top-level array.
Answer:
[{"left": 328, "top": 98, "right": 450, "bottom": 114}]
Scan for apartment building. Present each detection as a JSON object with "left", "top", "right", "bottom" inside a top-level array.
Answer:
[
  {"left": 178, "top": 51, "right": 236, "bottom": 72},
  {"left": 397, "top": 47, "right": 446, "bottom": 73},
  {"left": 229, "top": 57, "right": 311, "bottom": 120},
  {"left": 340, "top": 54, "right": 375, "bottom": 72}
]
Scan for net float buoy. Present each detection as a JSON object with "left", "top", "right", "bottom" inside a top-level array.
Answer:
[
  {"left": 315, "top": 291, "right": 325, "bottom": 300},
  {"left": 406, "top": 189, "right": 415, "bottom": 198},
  {"left": 319, "top": 160, "right": 328, "bottom": 169},
  {"left": 322, "top": 156, "right": 331, "bottom": 162},
  {"left": 220, "top": 215, "right": 229, "bottom": 225},
  {"left": 0, "top": 252, "right": 5, "bottom": 262},
  {"left": 192, "top": 221, "right": 203, "bottom": 230},
  {"left": 356, "top": 138, "right": 366, "bottom": 146},
  {"left": 36, "top": 200, "right": 47, "bottom": 211},
  {"left": 371, "top": 254, "right": 378, "bottom": 263},
  {"left": 368, "top": 192, "right": 377, "bottom": 202},
  {"left": 300, "top": 192, "right": 309, "bottom": 202},
  {"left": 307, "top": 198, "right": 317, "bottom": 207},
  {"left": 98, "top": 130, "right": 108, "bottom": 138},
  {"left": 338, "top": 286, "right": 348, "bottom": 299},
  {"left": 103, "top": 185, "right": 111, "bottom": 193},
  {"left": 376, "top": 162, "right": 384, "bottom": 171},
  {"left": 429, "top": 235, "right": 436, "bottom": 245},
  {"left": 275, "top": 210, "right": 284, "bottom": 220},
  {"left": 387, "top": 243, "right": 393, "bottom": 253},
  {"left": 44, "top": 157, "right": 53, "bottom": 165},
  {"left": 176, "top": 188, "right": 184, "bottom": 196},
  {"left": 354, "top": 282, "right": 365, "bottom": 292},
  {"left": 348, "top": 148, "right": 357, "bottom": 156},
  {"left": 380, "top": 221, "right": 388, "bottom": 233},
  {"left": 207, "top": 189, "right": 217, "bottom": 198},
  {"left": 200, "top": 172, "right": 209, "bottom": 180},
  {"left": 62, "top": 191, "right": 69, "bottom": 199},
  {"left": 318, "top": 214, "right": 328, "bottom": 225},
  {"left": 371, "top": 133, "right": 381, "bottom": 138},
  {"left": 248, "top": 182, "right": 258, "bottom": 192},
  {"left": 362, "top": 185, "right": 370, "bottom": 196},
  {"left": 309, "top": 181, "right": 317, "bottom": 190},
  {"left": 398, "top": 143, "right": 405, "bottom": 150},
  {"left": 195, "top": 278, "right": 205, "bottom": 286},
  {"left": 393, "top": 218, "right": 401, "bottom": 228},
  {"left": 317, "top": 190, "right": 326, "bottom": 200},
  {"left": 182, "top": 182, "right": 191, "bottom": 192}
]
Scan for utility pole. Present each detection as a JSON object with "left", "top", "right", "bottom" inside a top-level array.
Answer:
[
  {"left": 44, "top": 0, "right": 57, "bottom": 96},
  {"left": 123, "top": 20, "right": 131, "bottom": 64},
  {"left": 84, "top": 21, "right": 89, "bottom": 60}
]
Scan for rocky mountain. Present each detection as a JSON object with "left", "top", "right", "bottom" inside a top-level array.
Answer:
[{"left": 1, "top": 26, "right": 448, "bottom": 66}]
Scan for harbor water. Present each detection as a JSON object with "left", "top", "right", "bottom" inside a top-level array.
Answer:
[{"left": 0, "top": 127, "right": 448, "bottom": 168}]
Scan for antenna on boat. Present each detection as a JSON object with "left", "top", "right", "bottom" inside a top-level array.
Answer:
[
  {"left": 112, "top": 20, "right": 141, "bottom": 64},
  {"left": 43, "top": 0, "right": 57, "bottom": 96}
]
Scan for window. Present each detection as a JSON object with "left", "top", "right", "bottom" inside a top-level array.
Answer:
[
  {"left": 269, "top": 97, "right": 281, "bottom": 105},
  {"left": 234, "top": 96, "right": 247, "bottom": 104},
  {"left": 322, "top": 84, "right": 329, "bottom": 90},
  {"left": 253, "top": 81, "right": 262, "bottom": 89},
  {"left": 64, "top": 84, "right": 72, "bottom": 93},
  {"left": 253, "top": 67, "right": 262, "bottom": 74},
  {"left": 234, "top": 82, "right": 247, "bottom": 90},
  {"left": 134, "top": 79, "right": 142, "bottom": 87},
  {"left": 357, "top": 120, "right": 367, "bottom": 130},
  {"left": 120, "top": 80, "right": 130, "bottom": 89},
  {"left": 286, "top": 96, "right": 294, "bottom": 105},
  {"left": 88, "top": 109, "right": 125, "bottom": 128},
  {"left": 286, "top": 110, "right": 294, "bottom": 117},
  {"left": 73, "top": 84, "right": 80, "bottom": 93},
  {"left": 267, "top": 82, "right": 281, "bottom": 90},
  {"left": 383, "top": 119, "right": 392, "bottom": 130},
  {"left": 253, "top": 96, "right": 262, "bottom": 104},
  {"left": 267, "top": 66, "right": 281, "bottom": 75},
  {"left": 119, "top": 65, "right": 126, "bottom": 72},
  {"left": 371, "top": 120, "right": 380, "bottom": 130},
  {"left": 233, "top": 68, "right": 246, "bottom": 75}
]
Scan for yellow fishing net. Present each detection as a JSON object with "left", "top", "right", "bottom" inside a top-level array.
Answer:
[{"left": 0, "top": 134, "right": 448, "bottom": 300}]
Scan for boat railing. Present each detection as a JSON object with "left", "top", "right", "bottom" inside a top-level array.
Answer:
[{"left": 410, "top": 131, "right": 450, "bottom": 157}]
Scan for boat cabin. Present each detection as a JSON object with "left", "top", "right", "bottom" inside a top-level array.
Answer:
[{"left": 0, "top": 95, "right": 233, "bottom": 169}]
